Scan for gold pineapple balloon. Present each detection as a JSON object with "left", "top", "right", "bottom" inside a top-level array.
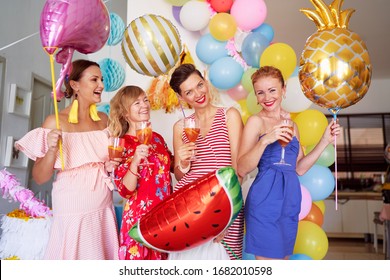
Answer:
[{"left": 298, "top": 0, "right": 372, "bottom": 111}]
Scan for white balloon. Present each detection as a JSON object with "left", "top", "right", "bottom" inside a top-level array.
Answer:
[
  {"left": 282, "top": 76, "right": 313, "bottom": 113},
  {"left": 180, "top": 1, "right": 210, "bottom": 32}
]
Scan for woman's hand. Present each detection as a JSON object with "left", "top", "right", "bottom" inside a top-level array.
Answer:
[
  {"left": 322, "top": 119, "right": 341, "bottom": 144},
  {"left": 105, "top": 159, "right": 121, "bottom": 174},
  {"left": 261, "top": 123, "right": 293, "bottom": 146},
  {"left": 177, "top": 142, "right": 196, "bottom": 166},
  {"left": 132, "top": 144, "right": 150, "bottom": 165},
  {"left": 47, "top": 129, "right": 62, "bottom": 152}
]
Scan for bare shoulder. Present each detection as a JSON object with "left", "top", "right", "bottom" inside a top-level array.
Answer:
[
  {"left": 41, "top": 114, "right": 58, "bottom": 129},
  {"left": 226, "top": 106, "right": 242, "bottom": 120},
  {"left": 98, "top": 112, "right": 109, "bottom": 128}
]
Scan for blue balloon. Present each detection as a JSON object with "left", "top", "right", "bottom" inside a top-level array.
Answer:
[
  {"left": 298, "top": 165, "right": 335, "bottom": 201},
  {"left": 252, "top": 23, "right": 274, "bottom": 42},
  {"left": 289, "top": 253, "right": 312, "bottom": 260},
  {"left": 209, "top": 57, "right": 244, "bottom": 90},
  {"left": 241, "top": 32, "right": 270, "bottom": 68},
  {"left": 196, "top": 33, "right": 228, "bottom": 65},
  {"left": 291, "top": 66, "right": 299, "bottom": 77}
]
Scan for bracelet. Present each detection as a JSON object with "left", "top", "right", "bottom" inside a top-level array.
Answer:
[
  {"left": 178, "top": 160, "right": 190, "bottom": 174},
  {"left": 128, "top": 168, "right": 140, "bottom": 178}
]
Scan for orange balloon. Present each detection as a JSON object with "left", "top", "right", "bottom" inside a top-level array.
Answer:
[{"left": 303, "top": 203, "right": 324, "bottom": 227}]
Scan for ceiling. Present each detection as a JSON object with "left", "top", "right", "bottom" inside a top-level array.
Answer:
[{"left": 263, "top": 0, "right": 390, "bottom": 79}]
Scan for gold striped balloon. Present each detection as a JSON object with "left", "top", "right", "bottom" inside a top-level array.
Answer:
[{"left": 121, "top": 14, "right": 182, "bottom": 77}]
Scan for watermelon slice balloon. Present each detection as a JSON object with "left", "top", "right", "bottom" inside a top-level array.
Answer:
[{"left": 129, "top": 166, "right": 243, "bottom": 253}]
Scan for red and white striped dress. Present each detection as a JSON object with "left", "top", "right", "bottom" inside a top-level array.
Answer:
[{"left": 173, "top": 108, "right": 244, "bottom": 260}]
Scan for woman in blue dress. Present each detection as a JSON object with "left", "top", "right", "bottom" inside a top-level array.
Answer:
[{"left": 237, "top": 66, "right": 340, "bottom": 260}]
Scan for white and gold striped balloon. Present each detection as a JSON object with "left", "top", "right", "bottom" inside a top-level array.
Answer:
[{"left": 121, "top": 14, "right": 182, "bottom": 77}]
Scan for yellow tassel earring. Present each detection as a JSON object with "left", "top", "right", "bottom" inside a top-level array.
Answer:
[
  {"left": 68, "top": 94, "right": 79, "bottom": 123},
  {"left": 89, "top": 104, "right": 101, "bottom": 121}
]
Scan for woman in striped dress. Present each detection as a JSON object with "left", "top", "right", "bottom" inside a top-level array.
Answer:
[
  {"left": 168, "top": 64, "right": 244, "bottom": 260},
  {"left": 15, "top": 60, "right": 119, "bottom": 259}
]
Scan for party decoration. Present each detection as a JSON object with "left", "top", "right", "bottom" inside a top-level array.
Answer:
[
  {"left": 293, "top": 221, "right": 329, "bottom": 260},
  {"left": 209, "top": 13, "right": 237, "bottom": 41},
  {"left": 299, "top": 185, "right": 312, "bottom": 220},
  {"left": 107, "top": 12, "right": 125, "bottom": 46},
  {"left": 241, "top": 68, "right": 258, "bottom": 93},
  {"left": 225, "top": 83, "right": 249, "bottom": 102},
  {"left": 0, "top": 169, "right": 52, "bottom": 218},
  {"left": 313, "top": 200, "right": 326, "bottom": 214},
  {"left": 98, "top": 58, "right": 125, "bottom": 92},
  {"left": 299, "top": 0, "right": 372, "bottom": 111},
  {"left": 165, "top": 0, "right": 189, "bottom": 6},
  {"left": 252, "top": 22, "right": 274, "bottom": 42},
  {"left": 179, "top": 1, "right": 210, "bottom": 31},
  {"left": 210, "top": 0, "right": 234, "bottom": 13},
  {"left": 306, "top": 143, "right": 335, "bottom": 167},
  {"left": 260, "top": 42, "right": 297, "bottom": 81},
  {"left": 196, "top": 33, "right": 228, "bottom": 65},
  {"left": 40, "top": 0, "right": 110, "bottom": 99},
  {"left": 299, "top": 164, "right": 335, "bottom": 201},
  {"left": 246, "top": 91, "right": 262, "bottom": 114},
  {"left": 288, "top": 253, "right": 312, "bottom": 260},
  {"left": 282, "top": 76, "right": 313, "bottom": 113},
  {"left": 303, "top": 203, "right": 324, "bottom": 226},
  {"left": 230, "top": 0, "right": 267, "bottom": 31},
  {"left": 129, "top": 167, "right": 243, "bottom": 252},
  {"left": 97, "top": 103, "right": 110, "bottom": 115},
  {"left": 294, "top": 109, "right": 328, "bottom": 146},
  {"left": 122, "top": 14, "right": 182, "bottom": 77},
  {"left": 209, "top": 57, "right": 244, "bottom": 90},
  {"left": 241, "top": 32, "right": 270, "bottom": 68}
]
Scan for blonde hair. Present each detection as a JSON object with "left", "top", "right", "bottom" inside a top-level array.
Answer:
[{"left": 109, "top": 85, "right": 145, "bottom": 137}]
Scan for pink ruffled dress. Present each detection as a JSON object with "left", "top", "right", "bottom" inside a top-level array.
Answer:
[{"left": 15, "top": 128, "right": 119, "bottom": 260}]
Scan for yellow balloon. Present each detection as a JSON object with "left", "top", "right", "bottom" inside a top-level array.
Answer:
[
  {"left": 209, "top": 13, "right": 237, "bottom": 41},
  {"left": 246, "top": 90, "right": 262, "bottom": 114},
  {"left": 313, "top": 200, "right": 326, "bottom": 215},
  {"left": 294, "top": 109, "right": 328, "bottom": 146},
  {"left": 260, "top": 43, "right": 297, "bottom": 81},
  {"left": 237, "top": 99, "right": 250, "bottom": 124},
  {"left": 293, "top": 221, "right": 328, "bottom": 260},
  {"left": 122, "top": 14, "right": 182, "bottom": 77}
]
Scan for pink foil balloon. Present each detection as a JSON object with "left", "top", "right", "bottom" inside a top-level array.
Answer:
[{"left": 40, "top": 0, "right": 110, "bottom": 99}]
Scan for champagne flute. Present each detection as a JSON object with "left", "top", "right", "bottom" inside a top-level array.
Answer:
[
  {"left": 274, "top": 119, "right": 294, "bottom": 166},
  {"left": 108, "top": 137, "right": 125, "bottom": 180},
  {"left": 184, "top": 118, "right": 200, "bottom": 161},
  {"left": 136, "top": 121, "right": 153, "bottom": 165}
]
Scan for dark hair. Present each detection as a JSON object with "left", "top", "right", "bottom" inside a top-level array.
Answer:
[
  {"left": 64, "top": 59, "right": 100, "bottom": 98},
  {"left": 251, "top": 65, "right": 285, "bottom": 87},
  {"left": 169, "top": 64, "right": 203, "bottom": 95}
]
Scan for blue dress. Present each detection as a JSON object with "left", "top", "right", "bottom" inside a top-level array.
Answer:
[{"left": 245, "top": 137, "right": 301, "bottom": 259}]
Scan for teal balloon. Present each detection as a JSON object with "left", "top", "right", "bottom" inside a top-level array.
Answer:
[
  {"left": 209, "top": 57, "right": 244, "bottom": 90},
  {"left": 196, "top": 33, "right": 228, "bottom": 65},
  {"left": 241, "top": 32, "right": 269, "bottom": 68},
  {"left": 298, "top": 165, "right": 335, "bottom": 201},
  {"left": 306, "top": 144, "right": 335, "bottom": 167},
  {"left": 252, "top": 23, "right": 274, "bottom": 43},
  {"left": 288, "top": 253, "right": 312, "bottom": 260}
]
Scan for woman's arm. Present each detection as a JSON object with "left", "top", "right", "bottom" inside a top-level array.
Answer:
[
  {"left": 296, "top": 119, "right": 340, "bottom": 175},
  {"left": 226, "top": 107, "right": 244, "bottom": 180}
]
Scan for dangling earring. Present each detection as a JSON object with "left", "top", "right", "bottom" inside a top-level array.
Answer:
[
  {"left": 89, "top": 104, "right": 101, "bottom": 121},
  {"left": 68, "top": 93, "right": 79, "bottom": 123}
]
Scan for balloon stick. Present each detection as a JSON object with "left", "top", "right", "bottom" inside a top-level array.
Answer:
[
  {"left": 329, "top": 107, "right": 340, "bottom": 210},
  {"left": 44, "top": 47, "right": 65, "bottom": 170}
]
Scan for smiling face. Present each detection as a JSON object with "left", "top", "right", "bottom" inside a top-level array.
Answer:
[
  {"left": 253, "top": 76, "right": 286, "bottom": 112},
  {"left": 71, "top": 65, "right": 104, "bottom": 104},
  {"left": 178, "top": 73, "right": 209, "bottom": 109},
  {"left": 126, "top": 92, "right": 150, "bottom": 123}
]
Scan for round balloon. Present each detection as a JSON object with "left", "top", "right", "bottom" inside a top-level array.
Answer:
[
  {"left": 180, "top": 1, "right": 210, "bottom": 32},
  {"left": 209, "top": 13, "right": 237, "bottom": 41},
  {"left": 121, "top": 14, "right": 182, "bottom": 77},
  {"left": 299, "top": 185, "right": 312, "bottom": 220},
  {"left": 298, "top": 165, "right": 335, "bottom": 201},
  {"left": 196, "top": 33, "right": 228, "bottom": 65},
  {"left": 313, "top": 200, "right": 326, "bottom": 214},
  {"left": 288, "top": 253, "right": 312, "bottom": 260},
  {"left": 230, "top": 0, "right": 267, "bottom": 31},
  {"left": 241, "top": 32, "right": 270, "bottom": 68},
  {"left": 225, "top": 83, "right": 249, "bottom": 101},
  {"left": 306, "top": 143, "right": 335, "bottom": 167},
  {"left": 241, "top": 68, "right": 258, "bottom": 93},
  {"left": 252, "top": 23, "right": 274, "bottom": 42},
  {"left": 209, "top": 57, "right": 244, "bottom": 90},
  {"left": 282, "top": 76, "right": 313, "bottom": 113},
  {"left": 303, "top": 203, "right": 324, "bottom": 226},
  {"left": 294, "top": 109, "right": 328, "bottom": 146},
  {"left": 293, "top": 221, "right": 329, "bottom": 260},
  {"left": 246, "top": 91, "right": 262, "bottom": 114},
  {"left": 210, "top": 0, "right": 234, "bottom": 13}
]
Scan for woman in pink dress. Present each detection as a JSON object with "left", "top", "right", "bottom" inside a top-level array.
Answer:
[
  {"left": 168, "top": 63, "right": 244, "bottom": 260},
  {"left": 109, "top": 85, "right": 173, "bottom": 260},
  {"left": 15, "top": 59, "right": 119, "bottom": 259}
]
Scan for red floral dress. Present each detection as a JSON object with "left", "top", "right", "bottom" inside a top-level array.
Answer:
[{"left": 114, "top": 132, "right": 172, "bottom": 260}]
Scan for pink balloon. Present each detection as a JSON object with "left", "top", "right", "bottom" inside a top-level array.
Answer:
[
  {"left": 230, "top": 0, "right": 267, "bottom": 31},
  {"left": 40, "top": 0, "right": 110, "bottom": 99},
  {"left": 226, "top": 83, "right": 249, "bottom": 101},
  {"left": 299, "top": 185, "right": 312, "bottom": 220}
]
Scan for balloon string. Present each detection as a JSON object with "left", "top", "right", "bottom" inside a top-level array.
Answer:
[
  {"left": 46, "top": 49, "right": 65, "bottom": 171},
  {"left": 221, "top": 240, "right": 241, "bottom": 260},
  {"left": 329, "top": 108, "right": 340, "bottom": 211}
]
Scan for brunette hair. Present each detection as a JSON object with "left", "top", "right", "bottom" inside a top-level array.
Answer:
[
  {"left": 64, "top": 59, "right": 100, "bottom": 98},
  {"left": 169, "top": 63, "right": 204, "bottom": 95},
  {"left": 251, "top": 66, "right": 285, "bottom": 87},
  {"left": 108, "top": 85, "right": 145, "bottom": 137}
]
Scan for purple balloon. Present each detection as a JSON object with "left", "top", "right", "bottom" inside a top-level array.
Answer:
[
  {"left": 40, "top": 0, "right": 110, "bottom": 99},
  {"left": 172, "top": 6, "right": 182, "bottom": 26}
]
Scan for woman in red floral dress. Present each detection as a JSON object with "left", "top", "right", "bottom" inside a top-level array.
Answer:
[{"left": 109, "top": 85, "right": 172, "bottom": 260}]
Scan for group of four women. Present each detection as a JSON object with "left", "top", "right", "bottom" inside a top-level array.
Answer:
[{"left": 15, "top": 60, "right": 340, "bottom": 260}]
